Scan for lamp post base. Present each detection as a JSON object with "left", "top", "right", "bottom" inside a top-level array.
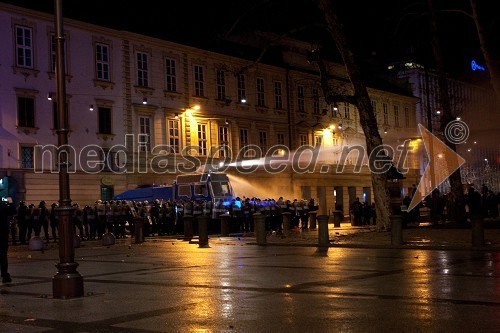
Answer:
[{"left": 52, "top": 262, "right": 84, "bottom": 299}]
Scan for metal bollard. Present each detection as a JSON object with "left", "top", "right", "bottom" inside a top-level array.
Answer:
[
  {"left": 281, "top": 212, "right": 291, "bottom": 236},
  {"left": 390, "top": 215, "right": 403, "bottom": 247},
  {"left": 253, "top": 213, "right": 266, "bottom": 245},
  {"left": 309, "top": 211, "right": 318, "bottom": 230},
  {"left": 73, "top": 234, "right": 81, "bottom": 248},
  {"left": 28, "top": 236, "right": 44, "bottom": 251},
  {"left": 220, "top": 213, "right": 230, "bottom": 236},
  {"left": 316, "top": 215, "right": 329, "bottom": 249},
  {"left": 471, "top": 215, "right": 485, "bottom": 248},
  {"left": 102, "top": 232, "right": 115, "bottom": 246},
  {"left": 333, "top": 210, "right": 342, "bottom": 228},
  {"left": 183, "top": 215, "right": 194, "bottom": 241},
  {"left": 134, "top": 218, "right": 144, "bottom": 244},
  {"left": 197, "top": 215, "right": 210, "bottom": 248}
]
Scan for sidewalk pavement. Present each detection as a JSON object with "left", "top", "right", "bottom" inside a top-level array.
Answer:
[{"left": 228, "top": 218, "right": 500, "bottom": 251}]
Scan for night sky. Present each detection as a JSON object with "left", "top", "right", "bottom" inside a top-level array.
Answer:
[{"left": 2, "top": 0, "right": 496, "bottom": 80}]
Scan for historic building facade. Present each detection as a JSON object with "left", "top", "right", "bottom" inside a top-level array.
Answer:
[{"left": 0, "top": 3, "right": 420, "bottom": 215}]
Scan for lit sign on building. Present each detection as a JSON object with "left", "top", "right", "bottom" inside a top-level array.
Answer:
[{"left": 471, "top": 60, "right": 485, "bottom": 72}]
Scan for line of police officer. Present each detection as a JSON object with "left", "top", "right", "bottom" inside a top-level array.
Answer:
[{"left": 7, "top": 196, "right": 320, "bottom": 244}]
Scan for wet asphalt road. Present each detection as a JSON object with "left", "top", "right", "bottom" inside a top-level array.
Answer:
[{"left": 0, "top": 237, "right": 499, "bottom": 332}]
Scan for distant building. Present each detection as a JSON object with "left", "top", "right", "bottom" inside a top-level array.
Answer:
[
  {"left": 392, "top": 61, "right": 499, "bottom": 192},
  {"left": 0, "top": 3, "right": 421, "bottom": 214}
]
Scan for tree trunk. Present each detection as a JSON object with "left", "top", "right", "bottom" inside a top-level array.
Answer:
[
  {"left": 314, "top": 0, "right": 391, "bottom": 230},
  {"left": 427, "top": 0, "right": 467, "bottom": 224}
]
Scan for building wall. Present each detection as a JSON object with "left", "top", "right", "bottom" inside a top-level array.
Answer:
[{"left": 0, "top": 3, "right": 422, "bottom": 206}]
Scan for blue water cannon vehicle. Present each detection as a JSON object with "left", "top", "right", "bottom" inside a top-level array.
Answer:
[{"left": 112, "top": 172, "right": 235, "bottom": 210}]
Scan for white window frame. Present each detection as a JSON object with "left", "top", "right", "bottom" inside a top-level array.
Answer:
[
  {"left": 297, "top": 85, "right": 305, "bottom": 112},
  {"left": 383, "top": 103, "right": 389, "bottom": 125},
  {"left": 194, "top": 65, "right": 205, "bottom": 97},
  {"left": 274, "top": 81, "right": 283, "bottom": 109},
  {"left": 15, "top": 25, "right": 33, "bottom": 68},
  {"left": 165, "top": 58, "right": 177, "bottom": 92},
  {"left": 216, "top": 69, "right": 226, "bottom": 100},
  {"left": 136, "top": 51, "right": 149, "bottom": 87},
  {"left": 219, "top": 126, "right": 229, "bottom": 157},
  {"left": 198, "top": 123, "right": 207, "bottom": 155},
  {"left": 237, "top": 74, "right": 246, "bottom": 102},
  {"left": 299, "top": 134, "right": 308, "bottom": 146},
  {"left": 256, "top": 77, "right": 265, "bottom": 107},
  {"left": 139, "top": 116, "right": 152, "bottom": 152},
  {"left": 96, "top": 42, "right": 110, "bottom": 81},
  {"left": 168, "top": 119, "right": 180, "bottom": 153}
]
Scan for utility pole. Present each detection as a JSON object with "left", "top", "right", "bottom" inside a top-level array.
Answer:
[{"left": 52, "top": 0, "right": 84, "bottom": 299}]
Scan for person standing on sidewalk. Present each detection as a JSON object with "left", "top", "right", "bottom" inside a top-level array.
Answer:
[{"left": 1, "top": 197, "right": 16, "bottom": 283}]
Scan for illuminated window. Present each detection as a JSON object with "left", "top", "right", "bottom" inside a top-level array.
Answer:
[
  {"left": 198, "top": 123, "right": 207, "bottom": 155},
  {"left": 219, "top": 126, "right": 229, "bottom": 157},
  {"left": 168, "top": 119, "right": 180, "bottom": 153}
]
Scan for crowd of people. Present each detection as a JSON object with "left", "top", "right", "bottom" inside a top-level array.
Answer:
[
  {"left": 2, "top": 184, "right": 499, "bottom": 247},
  {"left": 1, "top": 197, "right": 324, "bottom": 246}
]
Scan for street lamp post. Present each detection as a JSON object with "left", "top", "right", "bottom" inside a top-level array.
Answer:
[{"left": 52, "top": 0, "right": 84, "bottom": 299}]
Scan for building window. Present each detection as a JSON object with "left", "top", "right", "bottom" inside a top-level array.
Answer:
[
  {"left": 312, "top": 88, "right": 320, "bottom": 114},
  {"left": 52, "top": 101, "right": 69, "bottom": 129},
  {"left": 239, "top": 128, "right": 249, "bottom": 156},
  {"left": 95, "top": 42, "right": 110, "bottom": 81},
  {"left": 165, "top": 58, "right": 177, "bottom": 92},
  {"left": 139, "top": 116, "right": 151, "bottom": 152},
  {"left": 194, "top": 65, "right": 205, "bottom": 97},
  {"left": 315, "top": 135, "right": 322, "bottom": 147},
  {"left": 274, "top": 81, "right": 283, "bottom": 109},
  {"left": 98, "top": 107, "right": 112, "bottom": 134},
  {"left": 219, "top": 126, "right": 229, "bottom": 157},
  {"left": 237, "top": 74, "right": 246, "bottom": 102},
  {"left": 17, "top": 96, "right": 35, "bottom": 128},
  {"left": 259, "top": 130, "right": 267, "bottom": 152},
  {"left": 15, "top": 25, "right": 33, "bottom": 68},
  {"left": 394, "top": 105, "right": 399, "bottom": 127},
  {"left": 277, "top": 133, "right": 285, "bottom": 145},
  {"left": 20, "top": 146, "right": 34, "bottom": 169},
  {"left": 168, "top": 119, "right": 180, "bottom": 153},
  {"left": 383, "top": 103, "right": 389, "bottom": 125},
  {"left": 299, "top": 134, "right": 308, "bottom": 146},
  {"left": 404, "top": 106, "right": 410, "bottom": 128},
  {"left": 100, "top": 185, "right": 114, "bottom": 201},
  {"left": 216, "top": 69, "right": 226, "bottom": 100},
  {"left": 198, "top": 123, "right": 207, "bottom": 155},
  {"left": 256, "top": 77, "right": 265, "bottom": 107},
  {"left": 344, "top": 103, "right": 350, "bottom": 119},
  {"left": 136, "top": 51, "right": 149, "bottom": 87},
  {"left": 297, "top": 85, "right": 305, "bottom": 112},
  {"left": 371, "top": 100, "right": 377, "bottom": 119}
]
